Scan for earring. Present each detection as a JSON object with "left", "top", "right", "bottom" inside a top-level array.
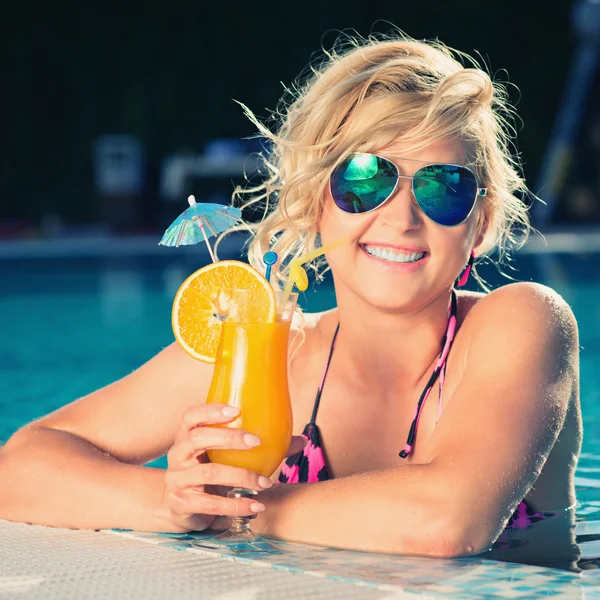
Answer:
[{"left": 455, "top": 251, "right": 475, "bottom": 288}]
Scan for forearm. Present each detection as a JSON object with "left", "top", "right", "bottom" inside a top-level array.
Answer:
[
  {"left": 253, "top": 465, "right": 473, "bottom": 557},
  {"left": 0, "top": 426, "right": 171, "bottom": 531}
]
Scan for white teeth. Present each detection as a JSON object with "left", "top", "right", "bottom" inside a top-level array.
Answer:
[{"left": 363, "top": 245, "right": 425, "bottom": 263}]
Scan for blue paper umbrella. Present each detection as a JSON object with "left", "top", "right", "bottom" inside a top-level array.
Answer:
[{"left": 159, "top": 195, "right": 242, "bottom": 262}]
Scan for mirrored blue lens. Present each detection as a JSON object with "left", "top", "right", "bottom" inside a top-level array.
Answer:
[
  {"left": 412, "top": 164, "right": 478, "bottom": 226},
  {"left": 330, "top": 154, "right": 397, "bottom": 214}
]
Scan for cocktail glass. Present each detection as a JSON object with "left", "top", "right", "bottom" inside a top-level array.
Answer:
[{"left": 192, "top": 289, "right": 297, "bottom": 551}]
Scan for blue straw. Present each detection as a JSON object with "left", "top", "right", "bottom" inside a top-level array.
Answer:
[{"left": 263, "top": 251, "right": 278, "bottom": 282}]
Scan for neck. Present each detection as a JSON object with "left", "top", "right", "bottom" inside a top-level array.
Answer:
[{"left": 333, "top": 288, "right": 454, "bottom": 394}]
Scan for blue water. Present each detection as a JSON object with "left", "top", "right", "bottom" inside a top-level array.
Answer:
[{"left": 1, "top": 249, "right": 600, "bottom": 573}]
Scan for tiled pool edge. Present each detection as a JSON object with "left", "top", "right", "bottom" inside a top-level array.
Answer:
[{"left": 106, "top": 527, "right": 600, "bottom": 598}]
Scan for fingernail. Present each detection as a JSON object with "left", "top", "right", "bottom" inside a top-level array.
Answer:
[
  {"left": 258, "top": 476, "right": 272, "bottom": 489},
  {"left": 250, "top": 502, "right": 265, "bottom": 513},
  {"left": 222, "top": 405, "right": 240, "bottom": 417},
  {"left": 243, "top": 433, "right": 261, "bottom": 447}
]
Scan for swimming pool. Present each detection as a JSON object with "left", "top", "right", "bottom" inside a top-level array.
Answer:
[{"left": 1, "top": 244, "right": 600, "bottom": 573}]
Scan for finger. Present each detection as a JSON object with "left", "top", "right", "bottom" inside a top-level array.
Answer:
[
  {"left": 179, "top": 513, "right": 216, "bottom": 533},
  {"left": 285, "top": 435, "right": 308, "bottom": 457},
  {"left": 168, "top": 427, "right": 261, "bottom": 466},
  {"left": 210, "top": 515, "right": 230, "bottom": 531},
  {"left": 169, "top": 490, "right": 265, "bottom": 518},
  {"left": 175, "top": 404, "right": 241, "bottom": 442},
  {"left": 167, "top": 462, "right": 273, "bottom": 493}
]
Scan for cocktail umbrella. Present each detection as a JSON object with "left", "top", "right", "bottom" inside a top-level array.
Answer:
[{"left": 159, "top": 195, "right": 242, "bottom": 262}]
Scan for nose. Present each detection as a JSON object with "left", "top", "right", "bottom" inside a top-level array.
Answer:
[{"left": 378, "top": 177, "right": 423, "bottom": 231}]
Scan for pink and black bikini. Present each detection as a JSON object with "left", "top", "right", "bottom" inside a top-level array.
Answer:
[{"left": 278, "top": 289, "right": 548, "bottom": 531}]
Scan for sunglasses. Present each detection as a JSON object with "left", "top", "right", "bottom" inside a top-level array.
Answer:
[{"left": 329, "top": 153, "right": 487, "bottom": 226}]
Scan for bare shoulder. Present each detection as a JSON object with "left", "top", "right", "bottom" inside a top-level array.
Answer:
[
  {"left": 461, "top": 282, "right": 579, "bottom": 376},
  {"left": 465, "top": 282, "right": 577, "bottom": 333}
]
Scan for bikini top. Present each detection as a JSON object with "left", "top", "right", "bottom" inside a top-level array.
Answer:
[{"left": 278, "top": 290, "right": 546, "bottom": 530}]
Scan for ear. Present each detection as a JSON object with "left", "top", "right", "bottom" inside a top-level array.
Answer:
[{"left": 473, "top": 208, "right": 489, "bottom": 250}]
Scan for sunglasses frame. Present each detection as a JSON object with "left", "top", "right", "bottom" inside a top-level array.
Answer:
[{"left": 329, "top": 152, "right": 487, "bottom": 227}]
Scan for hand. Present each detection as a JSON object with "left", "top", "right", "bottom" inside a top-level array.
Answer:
[{"left": 162, "top": 403, "right": 306, "bottom": 532}]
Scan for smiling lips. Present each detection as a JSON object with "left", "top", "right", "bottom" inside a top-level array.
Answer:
[{"left": 360, "top": 243, "right": 428, "bottom": 264}]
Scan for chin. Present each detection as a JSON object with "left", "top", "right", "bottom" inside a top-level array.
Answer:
[
  {"left": 339, "top": 277, "right": 429, "bottom": 313},
  {"left": 364, "top": 291, "right": 425, "bottom": 313}
]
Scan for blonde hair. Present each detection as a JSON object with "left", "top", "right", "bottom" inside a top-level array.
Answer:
[{"left": 218, "top": 29, "right": 533, "bottom": 290}]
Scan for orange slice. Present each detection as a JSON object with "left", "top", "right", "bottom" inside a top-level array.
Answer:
[{"left": 172, "top": 260, "right": 276, "bottom": 363}]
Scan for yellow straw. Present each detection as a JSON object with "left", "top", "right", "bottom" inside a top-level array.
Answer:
[
  {"left": 281, "top": 237, "right": 349, "bottom": 300},
  {"left": 296, "top": 237, "right": 348, "bottom": 265}
]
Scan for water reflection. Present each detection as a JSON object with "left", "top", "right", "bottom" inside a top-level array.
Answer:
[
  {"left": 470, "top": 450, "right": 600, "bottom": 574},
  {"left": 480, "top": 507, "right": 581, "bottom": 571}
]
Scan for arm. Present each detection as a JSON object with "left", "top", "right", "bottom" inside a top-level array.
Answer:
[
  {"left": 243, "top": 283, "right": 579, "bottom": 557},
  {"left": 0, "top": 342, "right": 213, "bottom": 530},
  {"left": 1, "top": 340, "right": 307, "bottom": 532}
]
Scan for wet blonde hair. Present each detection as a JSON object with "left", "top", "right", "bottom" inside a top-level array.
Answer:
[{"left": 218, "top": 30, "right": 532, "bottom": 289}]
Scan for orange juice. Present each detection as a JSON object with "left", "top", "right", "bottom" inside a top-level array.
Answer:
[{"left": 206, "top": 320, "right": 293, "bottom": 477}]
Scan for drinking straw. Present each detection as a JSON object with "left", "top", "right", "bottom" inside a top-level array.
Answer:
[
  {"left": 262, "top": 251, "right": 278, "bottom": 283},
  {"left": 280, "top": 237, "right": 348, "bottom": 306}
]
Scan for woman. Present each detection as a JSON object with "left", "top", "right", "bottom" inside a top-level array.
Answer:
[{"left": 0, "top": 32, "right": 581, "bottom": 558}]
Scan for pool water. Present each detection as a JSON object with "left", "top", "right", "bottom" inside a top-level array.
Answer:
[{"left": 1, "top": 249, "right": 600, "bottom": 573}]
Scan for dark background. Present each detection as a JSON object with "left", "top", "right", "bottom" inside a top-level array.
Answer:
[{"left": 1, "top": 0, "right": 598, "bottom": 236}]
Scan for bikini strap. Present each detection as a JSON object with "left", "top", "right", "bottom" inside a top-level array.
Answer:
[
  {"left": 308, "top": 291, "right": 457, "bottom": 454},
  {"left": 310, "top": 322, "right": 340, "bottom": 424},
  {"left": 399, "top": 290, "right": 458, "bottom": 458}
]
